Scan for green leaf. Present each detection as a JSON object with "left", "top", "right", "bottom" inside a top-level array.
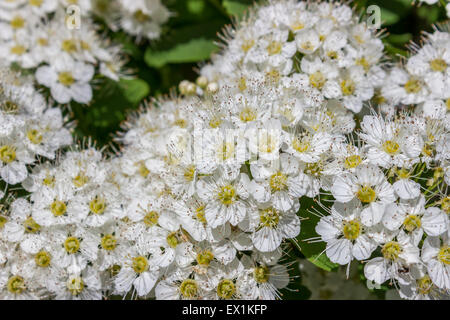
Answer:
[
  {"left": 119, "top": 78, "right": 150, "bottom": 104},
  {"left": 381, "top": 8, "right": 400, "bottom": 26},
  {"left": 223, "top": 0, "right": 250, "bottom": 18},
  {"left": 145, "top": 38, "right": 218, "bottom": 68}
]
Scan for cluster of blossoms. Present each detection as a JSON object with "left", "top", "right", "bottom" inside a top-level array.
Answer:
[
  {"left": 0, "top": 0, "right": 448, "bottom": 301},
  {"left": 92, "top": 0, "right": 171, "bottom": 41},
  {"left": 0, "top": 0, "right": 129, "bottom": 104},
  {"left": 418, "top": 0, "right": 450, "bottom": 18},
  {"left": 198, "top": 0, "right": 386, "bottom": 113},
  {"left": 0, "top": 67, "right": 72, "bottom": 192}
]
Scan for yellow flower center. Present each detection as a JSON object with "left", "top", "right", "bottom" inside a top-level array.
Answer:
[
  {"left": 58, "top": 72, "right": 75, "bottom": 87},
  {"left": 180, "top": 279, "right": 198, "bottom": 298},
  {"left": 441, "top": 196, "right": 450, "bottom": 215},
  {"left": 66, "top": 276, "right": 84, "bottom": 296},
  {"left": 143, "top": 210, "right": 159, "bottom": 227},
  {"left": 265, "top": 69, "right": 280, "bottom": 83},
  {"left": 305, "top": 162, "right": 322, "bottom": 176},
  {"left": 446, "top": 99, "right": 450, "bottom": 111},
  {"left": 291, "top": 22, "right": 304, "bottom": 31},
  {"left": 132, "top": 256, "right": 148, "bottom": 274},
  {"left": 10, "top": 45, "right": 26, "bottom": 55},
  {"left": 396, "top": 168, "right": 410, "bottom": 179},
  {"left": 0, "top": 216, "right": 7, "bottom": 229},
  {"left": 341, "top": 79, "right": 356, "bottom": 96},
  {"left": 38, "top": 38, "right": 48, "bottom": 46},
  {"left": 196, "top": 250, "right": 214, "bottom": 266},
  {"left": 217, "top": 142, "right": 235, "bottom": 161},
  {"left": 403, "top": 215, "right": 421, "bottom": 232},
  {"left": 35, "top": 251, "right": 51, "bottom": 268},
  {"left": 373, "top": 92, "right": 386, "bottom": 105},
  {"left": 195, "top": 206, "right": 207, "bottom": 223},
  {"left": 259, "top": 207, "right": 280, "bottom": 228},
  {"left": 430, "top": 58, "right": 447, "bottom": 72},
  {"left": 342, "top": 220, "right": 361, "bottom": 240},
  {"left": 309, "top": 71, "right": 326, "bottom": 89},
  {"left": 438, "top": 246, "right": 450, "bottom": 265},
  {"left": 253, "top": 266, "right": 270, "bottom": 284},
  {"left": 209, "top": 116, "right": 222, "bottom": 128},
  {"left": 382, "top": 140, "right": 400, "bottom": 155},
  {"left": 7, "top": 276, "right": 25, "bottom": 294},
  {"left": 356, "top": 57, "right": 370, "bottom": 72},
  {"left": 50, "top": 200, "right": 67, "bottom": 217},
  {"left": 133, "top": 10, "right": 150, "bottom": 22},
  {"left": 239, "top": 106, "right": 257, "bottom": 122},
  {"left": 404, "top": 78, "right": 421, "bottom": 94},
  {"left": 382, "top": 241, "right": 402, "bottom": 261},
  {"left": 344, "top": 155, "right": 362, "bottom": 169},
  {"left": 218, "top": 185, "right": 236, "bottom": 205},
  {"left": 356, "top": 185, "right": 376, "bottom": 203},
  {"left": 422, "top": 143, "right": 434, "bottom": 157},
  {"left": 101, "top": 234, "right": 117, "bottom": 251},
  {"left": 23, "top": 217, "right": 41, "bottom": 233},
  {"left": 174, "top": 119, "right": 187, "bottom": 128},
  {"left": 217, "top": 279, "right": 236, "bottom": 299},
  {"left": 80, "top": 41, "right": 90, "bottom": 51},
  {"left": 238, "top": 77, "right": 247, "bottom": 92},
  {"left": 138, "top": 162, "right": 149, "bottom": 178},
  {"left": 64, "top": 237, "right": 80, "bottom": 254},
  {"left": 167, "top": 232, "right": 179, "bottom": 248},
  {"left": 1, "top": 101, "right": 19, "bottom": 113},
  {"left": 89, "top": 197, "right": 106, "bottom": 215},
  {"left": 42, "top": 174, "right": 55, "bottom": 187},
  {"left": 327, "top": 51, "right": 338, "bottom": 59},
  {"left": 269, "top": 172, "right": 288, "bottom": 192},
  {"left": 267, "top": 41, "right": 282, "bottom": 55},
  {"left": 0, "top": 145, "right": 16, "bottom": 164}
]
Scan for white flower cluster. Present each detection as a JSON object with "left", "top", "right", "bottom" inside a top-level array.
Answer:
[
  {"left": 0, "top": 0, "right": 127, "bottom": 104},
  {"left": 92, "top": 0, "right": 171, "bottom": 41},
  {"left": 0, "top": 68, "right": 72, "bottom": 191},
  {"left": 199, "top": 0, "right": 386, "bottom": 113}
]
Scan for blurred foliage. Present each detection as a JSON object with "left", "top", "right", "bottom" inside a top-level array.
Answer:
[{"left": 72, "top": 0, "right": 448, "bottom": 147}]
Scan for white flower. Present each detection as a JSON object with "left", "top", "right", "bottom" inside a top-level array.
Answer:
[
  {"left": 331, "top": 164, "right": 396, "bottom": 226},
  {"left": 421, "top": 233, "right": 450, "bottom": 290}
]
